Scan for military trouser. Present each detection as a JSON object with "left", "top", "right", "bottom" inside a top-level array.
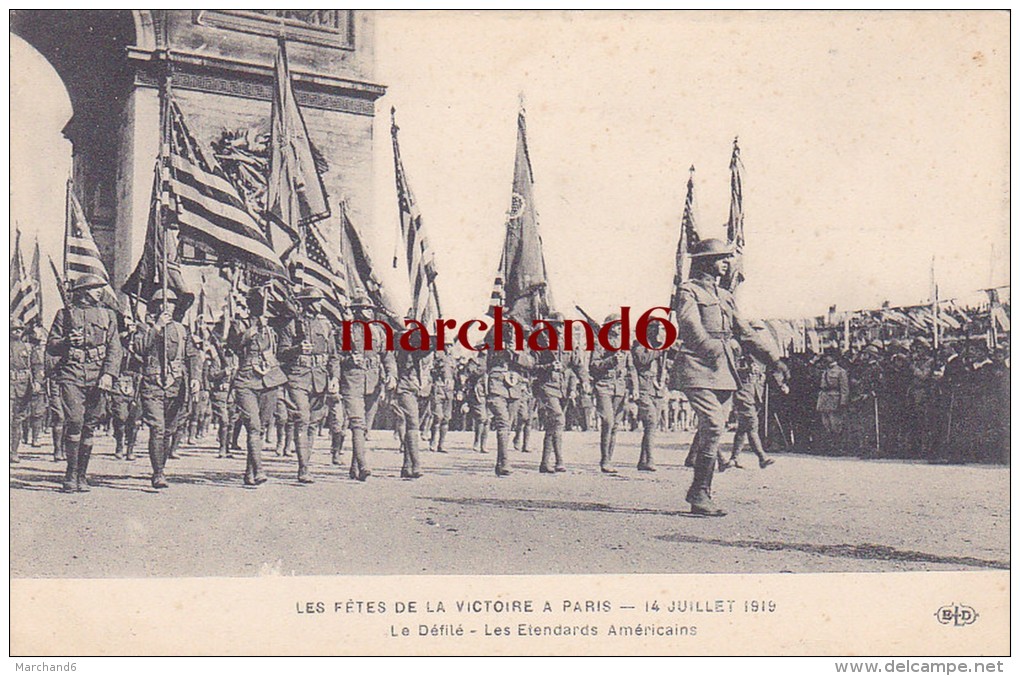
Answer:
[
  {"left": 29, "top": 392, "right": 46, "bottom": 447},
  {"left": 511, "top": 396, "right": 532, "bottom": 453},
  {"left": 235, "top": 385, "right": 280, "bottom": 485},
  {"left": 731, "top": 390, "right": 767, "bottom": 464},
  {"left": 684, "top": 388, "right": 733, "bottom": 508},
  {"left": 10, "top": 391, "right": 31, "bottom": 462},
  {"left": 393, "top": 391, "right": 422, "bottom": 477},
  {"left": 141, "top": 383, "right": 187, "bottom": 486},
  {"left": 637, "top": 392, "right": 663, "bottom": 470},
  {"left": 469, "top": 399, "right": 489, "bottom": 453},
  {"left": 537, "top": 393, "right": 565, "bottom": 472},
  {"left": 110, "top": 392, "right": 141, "bottom": 460},
  {"left": 285, "top": 384, "right": 330, "bottom": 481},
  {"left": 49, "top": 391, "right": 65, "bottom": 461},
  {"left": 58, "top": 381, "right": 107, "bottom": 491},
  {"left": 272, "top": 395, "right": 291, "bottom": 456},
  {"left": 211, "top": 390, "right": 233, "bottom": 457},
  {"left": 595, "top": 391, "right": 626, "bottom": 470},
  {"left": 340, "top": 375, "right": 371, "bottom": 480},
  {"left": 487, "top": 393, "right": 519, "bottom": 476},
  {"left": 326, "top": 393, "right": 346, "bottom": 464},
  {"left": 430, "top": 392, "right": 454, "bottom": 452}
]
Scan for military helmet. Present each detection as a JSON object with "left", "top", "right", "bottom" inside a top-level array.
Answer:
[
  {"left": 688, "top": 238, "right": 735, "bottom": 259},
  {"left": 547, "top": 311, "right": 565, "bottom": 324},
  {"left": 148, "top": 288, "right": 179, "bottom": 304},
  {"left": 604, "top": 312, "right": 622, "bottom": 324},
  {"left": 68, "top": 274, "right": 107, "bottom": 292}
]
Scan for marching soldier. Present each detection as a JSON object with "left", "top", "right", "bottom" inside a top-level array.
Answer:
[
  {"left": 110, "top": 316, "right": 142, "bottom": 461},
  {"left": 10, "top": 320, "right": 34, "bottom": 464},
  {"left": 46, "top": 276, "right": 122, "bottom": 492},
  {"left": 486, "top": 324, "right": 533, "bottom": 476},
  {"left": 631, "top": 321, "right": 669, "bottom": 472},
  {"left": 227, "top": 286, "right": 288, "bottom": 487},
  {"left": 45, "top": 342, "right": 65, "bottom": 462},
  {"left": 338, "top": 295, "right": 397, "bottom": 481},
  {"left": 532, "top": 312, "right": 568, "bottom": 473},
  {"left": 136, "top": 289, "right": 200, "bottom": 489},
  {"left": 464, "top": 350, "right": 489, "bottom": 453},
  {"left": 589, "top": 313, "right": 636, "bottom": 474},
  {"left": 722, "top": 340, "right": 775, "bottom": 470},
  {"left": 207, "top": 329, "right": 236, "bottom": 459},
  {"left": 675, "top": 238, "right": 787, "bottom": 516},
  {"left": 429, "top": 341, "right": 457, "bottom": 453},
  {"left": 27, "top": 325, "right": 48, "bottom": 448},
  {"left": 278, "top": 286, "right": 338, "bottom": 484},
  {"left": 511, "top": 377, "right": 534, "bottom": 454},
  {"left": 392, "top": 324, "right": 430, "bottom": 478}
]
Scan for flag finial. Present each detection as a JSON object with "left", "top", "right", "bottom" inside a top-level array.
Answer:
[
  {"left": 689, "top": 164, "right": 695, "bottom": 174},
  {"left": 518, "top": 91, "right": 526, "bottom": 111}
]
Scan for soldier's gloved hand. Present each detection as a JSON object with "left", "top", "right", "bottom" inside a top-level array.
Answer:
[
  {"left": 69, "top": 327, "right": 84, "bottom": 347},
  {"left": 155, "top": 311, "right": 172, "bottom": 330},
  {"left": 98, "top": 373, "right": 114, "bottom": 392},
  {"left": 301, "top": 340, "right": 313, "bottom": 355},
  {"left": 190, "top": 379, "right": 200, "bottom": 397},
  {"left": 386, "top": 376, "right": 397, "bottom": 392}
]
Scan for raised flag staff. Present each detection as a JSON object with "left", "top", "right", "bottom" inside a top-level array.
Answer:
[{"left": 723, "top": 136, "right": 745, "bottom": 292}]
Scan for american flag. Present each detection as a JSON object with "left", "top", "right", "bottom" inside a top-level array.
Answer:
[
  {"left": 723, "top": 137, "right": 745, "bottom": 291},
  {"left": 65, "top": 180, "right": 120, "bottom": 309},
  {"left": 290, "top": 220, "right": 348, "bottom": 325},
  {"left": 165, "top": 100, "right": 288, "bottom": 279},
  {"left": 10, "top": 229, "right": 40, "bottom": 326},
  {"left": 391, "top": 108, "right": 441, "bottom": 325},
  {"left": 669, "top": 165, "right": 700, "bottom": 313}
]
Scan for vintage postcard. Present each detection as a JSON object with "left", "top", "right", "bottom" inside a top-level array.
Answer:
[{"left": 8, "top": 10, "right": 1010, "bottom": 658}]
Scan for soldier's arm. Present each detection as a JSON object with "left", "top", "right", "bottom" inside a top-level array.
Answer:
[
  {"left": 277, "top": 319, "right": 300, "bottom": 362},
  {"left": 839, "top": 369, "right": 850, "bottom": 406},
  {"left": 732, "top": 309, "right": 780, "bottom": 368},
  {"left": 676, "top": 288, "right": 723, "bottom": 360},
  {"left": 185, "top": 329, "right": 202, "bottom": 383},
  {"left": 627, "top": 351, "right": 639, "bottom": 394},
  {"left": 382, "top": 350, "right": 398, "bottom": 384},
  {"left": 101, "top": 311, "right": 122, "bottom": 379},
  {"left": 46, "top": 309, "right": 69, "bottom": 356}
]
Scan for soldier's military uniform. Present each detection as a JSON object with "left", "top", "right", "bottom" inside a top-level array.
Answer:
[
  {"left": 464, "top": 352, "right": 489, "bottom": 453},
  {"left": 110, "top": 320, "right": 142, "bottom": 461},
  {"left": 10, "top": 322, "right": 34, "bottom": 463},
  {"left": 207, "top": 334, "right": 236, "bottom": 458},
  {"left": 279, "top": 287, "right": 338, "bottom": 483},
  {"left": 816, "top": 352, "right": 849, "bottom": 454},
  {"left": 338, "top": 298, "right": 397, "bottom": 481},
  {"left": 136, "top": 290, "right": 200, "bottom": 489},
  {"left": 532, "top": 314, "right": 569, "bottom": 473},
  {"left": 486, "top": 328, "right": 533, "bottom": 476},
  {"left": 590, "top": 314, "right": 636, "bottom": 474},
  {"left": 631, "top": 328, "right": 669, "bottom": 472},
  {"left": 429, "top": 347, "right": 457, "bottom": 453},
  {"left": 27, "top": 328, "right": 48, "bottom": 448},
  {"left": 47, "top": 278, "right": 122, "bottom": 492},
  {"left": 44, "top": 347, "right": 65, "bottom": 462},
  {"left": 724, "top": 344, "right": 774, "bottom": 469},
  {"left": 393, "top": 332, "right": 430, "bottom": 478},
  {"left": 847, "top": 343, "right": 883, "bottom": 457},
  {"left": 185, "top": 331, "right": 212, "bottom": 445},
  {"left": 675, "top": 239, "right": 785, "bottom": 516},
  {"left": 227, "top": 288, "right": 287, "bottom": 487}
]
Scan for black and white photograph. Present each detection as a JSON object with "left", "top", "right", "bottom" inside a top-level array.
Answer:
[{"left": 8, "top": 10, "right": 1010, "bottom": 658}]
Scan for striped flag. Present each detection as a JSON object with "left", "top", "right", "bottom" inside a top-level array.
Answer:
[
  {"left": 10, "top": 229, "right": 40, "bottom": 326},
  {"left": 165, "top": 100, "right": 288, "bottom": 279},
  {"left": 339, "top": 200, "right": 401, "bottom": 327},
  {"left": 30, "top": 236, "right": 43, "bottom": 322},
  {"left": 65, "top": 180, "right": 121, "bottom": 311},
  {"left": 290, "top": 220, "right": 349, "bottom": 325},
  {"left": 391, "top": 107, "right": 441, "bottom": 325},
  {"left": 723, "top": 137, "right": 745, "bottom": 291},
  {"left": 669, "top": 165, "right": 700, "bottom": 313},
  {"left": 267, "top": 39, "right": 329, "bottom": 240}
]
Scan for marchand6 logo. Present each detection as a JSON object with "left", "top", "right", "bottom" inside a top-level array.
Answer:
[{"left": 935, "top": 604, "right": 978, "bottom": 627}]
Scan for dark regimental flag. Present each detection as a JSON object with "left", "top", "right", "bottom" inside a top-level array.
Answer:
[
  {"left": 338, "top": 200, "right": 402, "bottom": 327},
  {"left": 268, "top": 39, "right": 329, "bottom": 233},
  {"left": 30, "top": 236, "right": 42, "bottom": 321},
  {"left": 670, "top": 165, "right": 700, "bottom": 313},
  {"left": 723, "top": 137, "right": 745, "bottom": 292},
  {"left": 489, "top": 99, "right": 553, "bottom": 324},
  {"left": 290, "top": 220, "right": 349, "bottom": 325},
  {"left": 64, "top": 180, "right": 121, "bottom": 311},
  {"left": 123, "top": 167, "right": 195, "bottom": 311},
  {"left": 9, "top": 229, "right": 40, "bottom": 326},
  {"left": 165, "top": 99, "right": 288, "bottom": 279},
  {"left": 391, "top": 107, "right": 441, "bottom": 326}
]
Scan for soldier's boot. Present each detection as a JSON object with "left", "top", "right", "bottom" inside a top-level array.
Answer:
[
  {"left": 400, "top": 427, "right": 422, "bottom": 479},
  {"left": 125, "top": 430, "right": 136, "bottom": 461},
  {"left": 495, "top": 430, "right": 512, "bottom": 477},
  {"left": 52, "top": 422, "right": 64, "bottom": 462},
  {"left": 61, "top": 432, "right": 81, "bottom": 493},
  {"left": 553, "top": 429, "right": 566, "bottom": 472},
  {"left": 76, "top": 435, "right": 94, "bottom": 492},
  {"left": 330, "top": 430, "right": 344, "bottom": 465},
  {"left": 217, "top": 424, "right": 229, "bottom": 458},
  {"left": 684, "top": 430, "right": 702, "bottom": 468},
  {"left": 599, "top": 425, "right": 617, "bottom": 473},
  {"left": 521, "top": 423, "right": 531, "bottom": 454},
  {"left": 167, "top": 429, "right": 181, "bottom": 460},
  {"left": 245, "top": 430, "right": 267, "bottom": 487},
  {"left": 149, "top": 429, "right": 168, "bottom": 489},
  {"left": 295, "top": 424, "right": 313, "bottom": 484},
  {"left": 349, "top": 429, "right": 370, "bottom": 481},
  {"left": 31, "top": 420, "right": 42, "bottom": 447},
  {"left": 686, "top": 446, "right": 725, "bottom": 517},
  {"left": 436, "top": 422, "right": 449, "bottom": 453},
  {"left": 638, "top": 425, "right": 656, "bottom": 471},
  {"left": 539, "top": 432, "right": 556, "bottom": 473},
  {"left": 429, "top": 421, "right": 440, "bottom": 453},
  {"left": 477, "top": 421, "right": 489, "bottom": 454},
  {"left": 10, "top": 422, "right": 21, "bottom": 464},
  {"left": 113, "top": 425, "right": 125, "bottom": 460}
]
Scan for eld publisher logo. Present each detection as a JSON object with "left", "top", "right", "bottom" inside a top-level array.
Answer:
[{"left": 935, "top": 604, "right": 978, "bottom": 627}]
